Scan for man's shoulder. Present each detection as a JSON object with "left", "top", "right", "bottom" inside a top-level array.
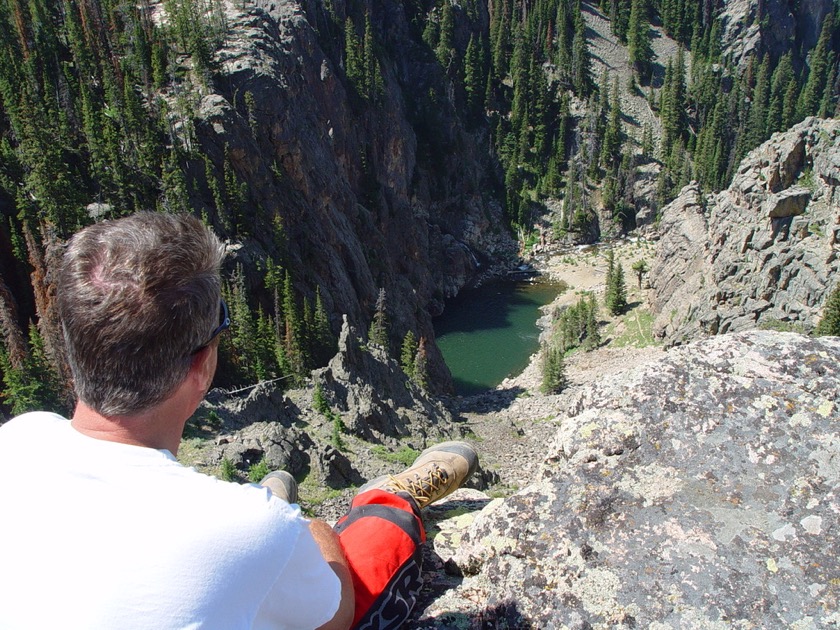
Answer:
[
  {"left": 0, "top": 411, "right": 67, "bottom": 433},
  {"left": 0, "top": 411, "right": 68, "bottom": 453}
]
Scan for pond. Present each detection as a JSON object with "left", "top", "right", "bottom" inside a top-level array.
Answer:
[{"left": 433, "top": 280, "right": 561, "bottom": 395}]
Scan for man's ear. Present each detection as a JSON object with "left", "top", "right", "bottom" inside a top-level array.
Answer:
[{"left": 189, "top": 344, "right": 217, "bottom": 390}]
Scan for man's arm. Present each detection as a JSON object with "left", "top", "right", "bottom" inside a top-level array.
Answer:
[{"left": 309, "top": 519, "right": 355, "bottom": 630}]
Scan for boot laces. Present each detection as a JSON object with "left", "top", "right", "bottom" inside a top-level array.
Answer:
[{"left": 386, "top": 464, "right": 449, "bottom": 502}]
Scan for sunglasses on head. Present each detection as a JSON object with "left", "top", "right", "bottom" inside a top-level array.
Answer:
[{"left": 193, "top": 299, "right": 230, "bottom": 354}]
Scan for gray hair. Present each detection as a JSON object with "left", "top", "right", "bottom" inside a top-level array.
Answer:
[{"left": 58, "top": 212, "right": 225, "bottom": 416}]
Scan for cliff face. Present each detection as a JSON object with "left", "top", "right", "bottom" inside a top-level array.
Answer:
[
  {"left": 191, "top": 1, "right": 512, "bottom": 390},
  {"left": 718, "top": 0, "right": 834, "bottom": 67},
  {"left": 648, "top": 117, "right": 840, "bottom": 346},
  {"left": 411, "top": 331, "right": 840, "bottom": 627}
]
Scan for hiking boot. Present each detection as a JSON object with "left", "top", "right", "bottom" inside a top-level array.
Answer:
[
  {"left": 260, "top": 471, "right": 299, "bottom": 504},
  {"left": 359, "top": 441, "right": 478, "bottom": 509}
]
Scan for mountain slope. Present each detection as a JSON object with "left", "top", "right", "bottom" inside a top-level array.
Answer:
[{"left": 649, "top": 117, "right": 840, "bottom": 346}]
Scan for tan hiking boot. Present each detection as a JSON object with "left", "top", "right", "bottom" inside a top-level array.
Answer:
[
  {"left": 360, "top": 441, "right": 479, "bottom": 509},
  {"left": 260, "top": 471, "right": 299, "bottom": 504}
]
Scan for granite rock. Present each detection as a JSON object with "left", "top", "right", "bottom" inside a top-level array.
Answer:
[
  {"left": 649, "top": 117, "right": 840, "bottom": 346},
  {"left": 409, "top": 331, "right": 840, "bottom": 628}
]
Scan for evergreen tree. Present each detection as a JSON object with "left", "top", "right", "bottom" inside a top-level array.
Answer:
[
  {"left": 344, "top": 17, "right": 364, "bottom": 96},
  {"left": 600, "top": 76, "right": 623, "bottom": 170},
  {"left": 312, "top": 286, "right": 335, "bottom": 366},
  {"left": 362, "top": 15, "right": 384, "bottom": 103},
  {"left": 540, "top": 341, "right": 566, "bottom": 394},
  {"left": 631, "top": 258, "right": 648, "bottom": 289},
  {"left": 368, "top": 287, "right": 389, "bottom": 350},
  {"left": 766, "top": 53, "right": 794, "bottom": 135},
  {"left": 606, "top": 260, "right": 628, "bottom": 315},
  {"left": 660, "top": 47, "right": 686, "bottom": 155},
  {"left": 584, "top": 293, "right": 601, "bottom": 349},
  {"left": 571, "top": 7, "right": 592, "bottom": 95},
  {"left": 282, "top": 270, "right": 305, "bottom": 381},
  {"left": 745, "top": 54, "right": 771, "bottom": 151},
  {"left": 610, "top": 0, "right": 630, "bottom": 42},
  {"left": 627, "top": 0, "right": 653, "bottom": 82},
  {"left": 798, "top": 15, "right": 835, "bottom": 120},
  {"left": 413, "top": 337, "right": 430, "bottom": 391},
  {"left": 400, "top": 330, "right": 418, "bottom": 378},
  {"left": 436, "top": 1, "right": 456, "bottom": 69},
  {"left": 464, "top": 34, "right": 484, "bottom": 123},
  {"left": 815, "top": 285, "right": 840, "bottom": 336}
]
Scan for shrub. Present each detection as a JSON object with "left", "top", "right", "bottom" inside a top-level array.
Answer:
[
  {"left": 248, "top": 458, "right": 271, "bottom": 483},
  {"left": 220, "top": 457, "right": 237, "bottom": 482}
]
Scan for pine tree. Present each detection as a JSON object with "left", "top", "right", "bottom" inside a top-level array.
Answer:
[
  {"left": 610, "top": 0, "right": 630, "bottom": 42},
  {"left": 368, "top": 287, "right": 389, "bottom": 350},
  {"left": 745, "top": 54, "right": 771, "bottom": 151},
  {"left": 400, "top": 330, "right": 418, "bottom": 378},
  {"left": 464, "top": 34, "right": 484, "bottom": 123},
  {"left": 584, "top": 293, "right": 601, "bottom": 349},
  {"left": 798, "top": 15, "right": 835, "bottom": 120},
  {"left": 660, "top": 47, "right": 686, "bottom": 155},
  {"left": 631, "top": 258, "right": 648, "bottom": 288},
  {"left": 600, "top": 76, "right": 623, "bottom": 170},
  {"left": 362, "top": 15, "right": 384, "bottom": 103},
  {"left": 413, "top": 336, "right": 430, "bottom": 391},
  {"left": 540, "top": 341, "right": 566, "bottom": 394},
  {"left": 627, "top": 0, "right": 653, "bottom": 83},
  {"left": 436, "top": 1, "right": 456, "bottom": 69},
  {"left": 282, "top": 270, "right": 305, "bottom": 381},
  {"left": 606, "top": 260, "right": 628, "bottom": 315},
  {"left": 313, "top": 286, "right": 335, "bottom": 366},
  {"left": 815, "top": 284, "right": 840, "bottom": 336},
  {"left": 766, "top": 53, "right": 794, "bottom": 135},
  {"left": 571, "top": 8, "right": 592, "bottom": 95},
  {"left": 344, "top": 17, "right": 364, "bottom": 96}
]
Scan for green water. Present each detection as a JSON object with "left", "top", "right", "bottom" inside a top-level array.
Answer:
[{"left": 434, "top": 280, "right": 560, "bottom": 395}]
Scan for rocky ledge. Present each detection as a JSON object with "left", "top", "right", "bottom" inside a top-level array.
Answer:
[
  {"left": 409, "top": 330, "right": 839, "bottom": 628},
  {"left": 650, "top": 117, "right": 840, "bottom": 346}
]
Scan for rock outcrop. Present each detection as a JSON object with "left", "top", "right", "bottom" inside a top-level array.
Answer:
[
  {"left": 718, "top": 0, "right": 834, "bottom": 68},
  {"left": 195, "top": 315, "right": 457, "bottom": 489},
  {"left": 316, "top": 315, "right": 454, "bottom": 441},
  {"left": 649, "top": 117, "right": 840, "bottom": 346},
  {"left": 410, "top": 331, "right": 840, "bottom": 628}
]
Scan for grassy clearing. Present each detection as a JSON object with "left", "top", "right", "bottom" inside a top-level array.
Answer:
[
  {"left": 371, "top": 445, "right": 421, "bottom": 467},
  {"left": 605, "top": 306, "right": 656, "bottom": 348}
]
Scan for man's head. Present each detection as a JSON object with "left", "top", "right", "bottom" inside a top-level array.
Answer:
[{"left": 58, "top": 212, "right": 225, "bottom": 416}]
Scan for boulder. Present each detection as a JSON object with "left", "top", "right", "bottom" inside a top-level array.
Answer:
[
  {"left": 410, "top": 331, "right": 840, "bottom": 628},
  {"left": 763, "top": 186, "right": 811, "bottom": 218}
]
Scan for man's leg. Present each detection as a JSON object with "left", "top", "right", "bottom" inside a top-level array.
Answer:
[
  {"left": 262, "top": 442, "right": 478, "bottom": 630},
  {"left": 335, "top": 442, "right": 478, "bottom": 629},
  {"left": 334, "top": 490, "right": 425, "bottom": 629}
]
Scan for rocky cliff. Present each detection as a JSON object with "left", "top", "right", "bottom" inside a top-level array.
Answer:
[
  {"left": 718, "top": 0, "right": 834, "bottom": 68},
  {"left": 410, "top": 330, "right": 840, "bottom": 628},
  {"left": 648, "top": 117, "right": 839, "bottom": 346},
  {"left": 188, "top": 0, "right": 513, "bottom": 390}
]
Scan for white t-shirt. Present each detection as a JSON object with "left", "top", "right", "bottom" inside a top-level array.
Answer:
[{"left": 0, "top": 412, "right": 340, "bottom": 629}]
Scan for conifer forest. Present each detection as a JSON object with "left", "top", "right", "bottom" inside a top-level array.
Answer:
[{"left": 0, "top": 0, "right": 838, "bottom": 416}]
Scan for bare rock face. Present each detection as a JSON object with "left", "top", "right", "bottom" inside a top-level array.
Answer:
[
  {"left": 188, "top": 1, "right": 515, "bottom": 393},
  {"left": 718, "top": 0, "right": 833, "bottom": 68},
  {"left": 410, "top": 331, "right": 840, "bottom": 628},
  {"left": 649, "top": 117, "right": 840, "bottom": 346}
]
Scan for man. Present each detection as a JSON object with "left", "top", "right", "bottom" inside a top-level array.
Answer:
[{"left": 0, "top": 212, "right": 477, "bottom": 629}]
